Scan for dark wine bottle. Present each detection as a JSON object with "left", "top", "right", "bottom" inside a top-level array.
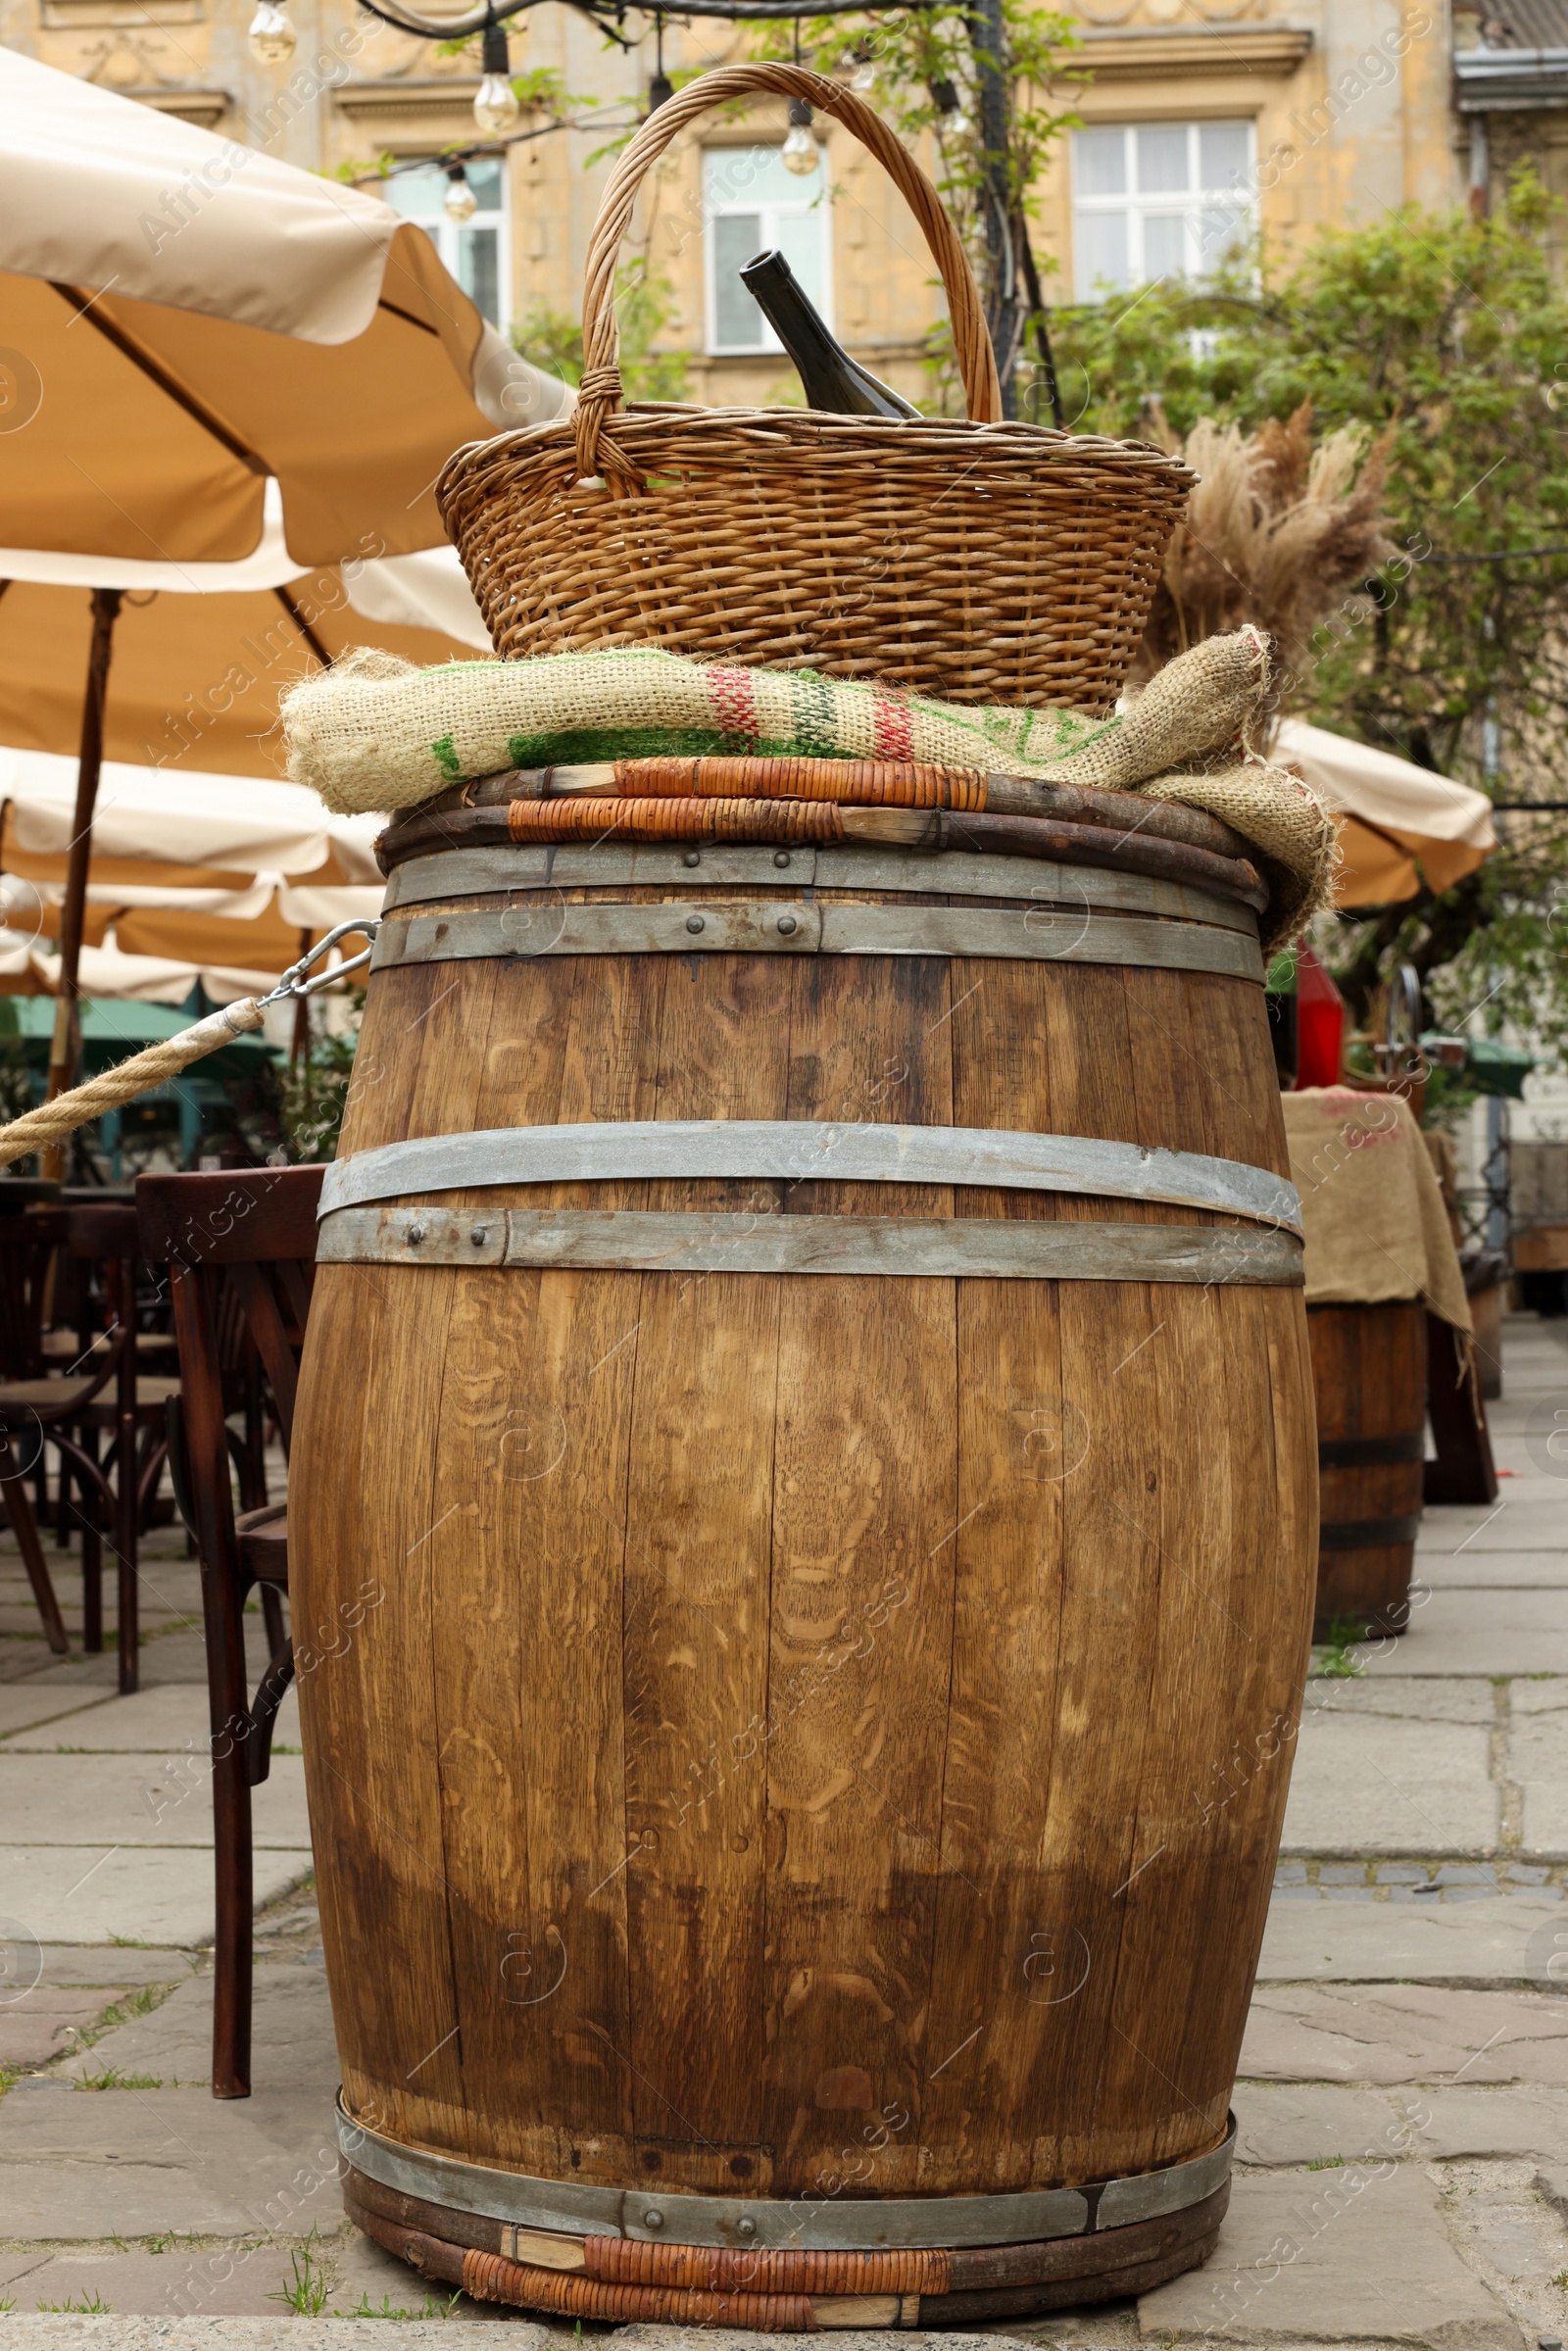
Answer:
[{"left": 739, "top": 248, "right": 919, "bottom": 419}]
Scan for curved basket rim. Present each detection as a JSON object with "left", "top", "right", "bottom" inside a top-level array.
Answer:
[{"left": 439, "top": 413, "right": 1199, "bottom": 504}]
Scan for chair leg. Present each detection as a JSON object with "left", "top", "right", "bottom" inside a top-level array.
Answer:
[
  {"left": 1, "top": 1431, "right": 71, "bottom": 1655},
  {"left": 116, "top": 1432, "right": 139, "bottom": 1700},
  {"left": 36, "top": 1442, "right": 54, "bottom": 1544},
  {"left": 211, "top": 1729, "right": 254, "bottom": 2097},
  {"left": 79, "top": 1428, "right": 102, "bottom": 1654}
]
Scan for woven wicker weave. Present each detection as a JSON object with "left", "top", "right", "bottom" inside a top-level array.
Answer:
[{"left": 436, "top": 64, "right": 1196, "bottom": 712}]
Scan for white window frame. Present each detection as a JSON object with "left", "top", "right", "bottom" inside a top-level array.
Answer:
[
  {"left": 385, "top": 154, "right": 512, "bottom": 333},
  {"left": 702, "top": 145, "right": 833, "bottom": 358},
  {"left": 1071, "top": 120, "right": 1256, "bottom": 302}
]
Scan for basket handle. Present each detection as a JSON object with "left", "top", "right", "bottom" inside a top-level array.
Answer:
[{"left": 573, "top": 62, "right": 1004, "bottom": 481}]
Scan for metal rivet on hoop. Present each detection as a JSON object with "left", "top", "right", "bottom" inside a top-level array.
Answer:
[
  {"left": 685, "top": 915, "right": 705, "bottom": 934},
  {"left": 407, "top": 1225, "right": 424, "bottom": 1246},
  {"left": 773, "top": 851, "right": 791, "bottom": 868},
  {"left": 776, "top": 914, "right": 798, "bottom": 936},
  {"left": 737, "top": 2218, "right": 758, "bottom": 2239},
  {"left": 469, "top": 1228, "right": 488, "bottom": 1247},
  {"left": 683, "top": 850, "right": 702, "bottom": 868},
  {"left": 644, "top": 2209, "right": 663, "bottom": 2229}
]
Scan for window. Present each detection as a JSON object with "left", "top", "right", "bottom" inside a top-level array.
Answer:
[
  {"left": 1071, "top": 122, "right": 1253, "bottom": 301},
  {"left": 382, "top": 156, "right": 510, "bottom": 329},
  {"left": 703, "top": 145, "right": 831, "bottom": 356}
]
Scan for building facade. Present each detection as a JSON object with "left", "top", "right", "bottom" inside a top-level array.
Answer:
[{"left": 1, "top": 0, "right": 1491, "bottom": 406}]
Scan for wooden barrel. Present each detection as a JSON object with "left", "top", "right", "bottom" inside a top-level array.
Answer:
[
  {"left": 1307, "top": 1301, "right": 1426, "bottom": 1641},
  {"left": 292, "top": 807, "right": 1317, "bottom": 2327}
]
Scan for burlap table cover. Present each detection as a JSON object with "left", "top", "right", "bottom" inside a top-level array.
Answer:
[{"left": 1283, "top": 1088, "right": 1470, "bottom": 1331}]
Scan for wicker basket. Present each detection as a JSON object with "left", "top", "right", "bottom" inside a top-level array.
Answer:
[{"left": 437, "top": 63, "right": 1196, "bottom": 711}]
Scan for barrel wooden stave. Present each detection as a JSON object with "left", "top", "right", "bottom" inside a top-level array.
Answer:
[
  {"left": 293, "top": 873, "right": 1315, "bottom": 2218},
  {"left": 1308, "top": 1300, "right": 1426, "bottom": 1641}
]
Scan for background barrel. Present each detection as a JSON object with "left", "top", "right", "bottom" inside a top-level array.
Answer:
[
  {"left": 1308, "top": 1300, "right": 1426, "bottom": 1641},
  {"left": 291, "top": 836, "right": 1317, "bottom": 2314}
]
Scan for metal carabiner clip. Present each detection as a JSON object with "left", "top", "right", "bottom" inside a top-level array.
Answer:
[{"left": 259, "top": 917, "right": 381, "bottom": 1008}]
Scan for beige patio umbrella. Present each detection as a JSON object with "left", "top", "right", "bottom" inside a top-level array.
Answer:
[
  {"left": 1273, "top": 718, "right": 1497, "bottom": 906},
  {"left": 0, "top": 51, "right": 552, "bottom": 1143},
  {"left": 0, "top": 48, "right": 567, "bottom": 566},
  {"left": 0, "top": 523, "right": 487, "bottom": 1135}
]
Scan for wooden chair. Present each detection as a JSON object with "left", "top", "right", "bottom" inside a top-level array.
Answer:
[
  {"left": 0, "top": 1210, "right": 72, "bottom": 1656},
  {"left": 0, "top": 1204, "right": 175, "bottom": 1681},
  {"left": 136, "top": 1166, "right": 322, "bottom": 2099}
]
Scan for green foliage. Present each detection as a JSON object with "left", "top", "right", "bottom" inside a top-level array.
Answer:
[
  {"left": 514, "top": 261, "right": 691, "bottom": 403},
  {"left": 280, "top": 995, "right": 365, "bottom": 1165},
  {"left": 38, "top": 2293, "right": 112, "bottom": 2313},
  {"left": 74, "top": 2067, "right": 164, "bottom": 2090},
  {"left": 1312, "top": 1617, "right": 1369, "bottom": 1679},
  {"left": 1054, "top": 172, "right": 1568, "bottom": 1053},
  {"left": 270, "top": 2229, "right": 331, "bottom": 2318}
]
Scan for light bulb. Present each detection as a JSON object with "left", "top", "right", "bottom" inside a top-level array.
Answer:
[
  {"left": 851, "top": 54, "right": 877, "bottom": 93},
  {"left": 444, "top": 167, "right": 477, "bottom": 222},
  {"left": 782, "top": 103, "right": 818, "bottom": 175},
  {"left": 474, "top": 70, "right": 519, "bottom": 134},
  {"left": 248, "top": 0, "right": 296, "bottom": 62},
  {"left": 931, "top": 77, "right": 971, "bottom": 138}
]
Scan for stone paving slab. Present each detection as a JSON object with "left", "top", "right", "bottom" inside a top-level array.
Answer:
[
  {"left": 1513, "top": 1682, "right": 1568, "bottom": 1714},
  {"left": 5, "top": 1634, "right": 241, "bottom": 1691},
  {"left": 1301, "top": 1682, "right": 1497, "bottom": 1724},
  {"left": 60, "top": 1964, "right": 337, "bottom": 2092},
  {"left": 0, "top": 2082, "right": 343, "bottom": 2238},
  {"left": 0, "top": 1756, "right": 310, "bottom": 1849},
  {"left": 1234, "top": 2082, "right": 1568, "bottom": 2165},
  {"left": 0, "top": 1848, "right": 311, "bottom": 1946},
  {"left": 0, "top": 2242, "right": 306, "bottom": 2320},
  {"left": 1256, "top": 1889, "right": 1565, "bottom": 1982},
  {"left": 1280, "top": 1715, "right": 1497, "bottom": 1857},
  {"left": 0, "top": 2323, "right": 537, "bottom": 2346},
  {"left": 1348, "top": 1590, "right": 1568, "bottom": 1677},
  {"left": 1241, "top": 1984, "right": 1568, "bottom": 2084},
  {"left": 1511, "top": 1712, "right": 1568, "bottom": 1858},
  {"left": 0, "top": 1689, "right": 301, "bottom": 1757},
  {"left": 0, "top": 1987, "right": 120, "bottom": 2071},
  {"left": 1416, "top": 1500, "right": 1568, "bottom": 1549},
  {"left": 1234, "top": 2082, "right": 1416, "bottom": 2166},
  {"left": 1407, "top": 2086, "right": 1568, "bottom": 2160},
  {"left": 0, "top": 1688, "right": 141, "bottom": 1741},
  {"left": 1136, "top": 2165, "right": 1517, "bottom": 2344},
  {"left": 1414, "top": 1554, "right": 1568, "bottom": 1589},
  {"left": 21, "top": 1948, "right": 198, "bottom": 1990}
]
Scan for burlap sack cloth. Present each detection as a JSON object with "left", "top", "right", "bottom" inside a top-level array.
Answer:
[
  {"left": 1283, "top": 1089, "right": 1470, "bottom": 1332},
  {"left": 281, "top": 627, "right": 1338, "bottom": 954}
]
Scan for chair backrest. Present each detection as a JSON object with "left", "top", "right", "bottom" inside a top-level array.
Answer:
[
  {"left": 137, "top": 1168, "right": 323, "bottom": 1457},
  {"left": 0, "top": 1208, "right": 69, "bottom": 1380}
]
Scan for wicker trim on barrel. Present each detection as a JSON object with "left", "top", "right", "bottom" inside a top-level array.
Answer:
[
  {"left": 434, "top": 65, "right": 1194, "bottom": 711},
  {"left": 607, "top": 757, "right": 988, "bottom": 808},
  {"left": 579, "top": 2239, "right": 949, "bottom": 2294},
  {"left": 461, "top": 2250, "right": 815, "bottom": 2328}
]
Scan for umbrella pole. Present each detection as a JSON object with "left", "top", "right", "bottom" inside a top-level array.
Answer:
[{"left": 42, "top": 588, "right": 122, "bottom": 1181}]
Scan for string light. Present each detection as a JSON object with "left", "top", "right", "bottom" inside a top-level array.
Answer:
[
  {"left": 443, "top": 163, "right": 478, "bottom": 220},
  {"left": 932, "top": 76, "right": 971, "bottom": 138},
  {"left": 473, "top": 18, "right": 519, "bottom": 133},
  {"left": 782, "top": 95, "right": 817, "bottom": 174},
  {"left": 648, "top": 10, "right": 672, "bottom": 112},
  {"left": 247, "top": 0, "right": 296, "bottom": 61}
]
